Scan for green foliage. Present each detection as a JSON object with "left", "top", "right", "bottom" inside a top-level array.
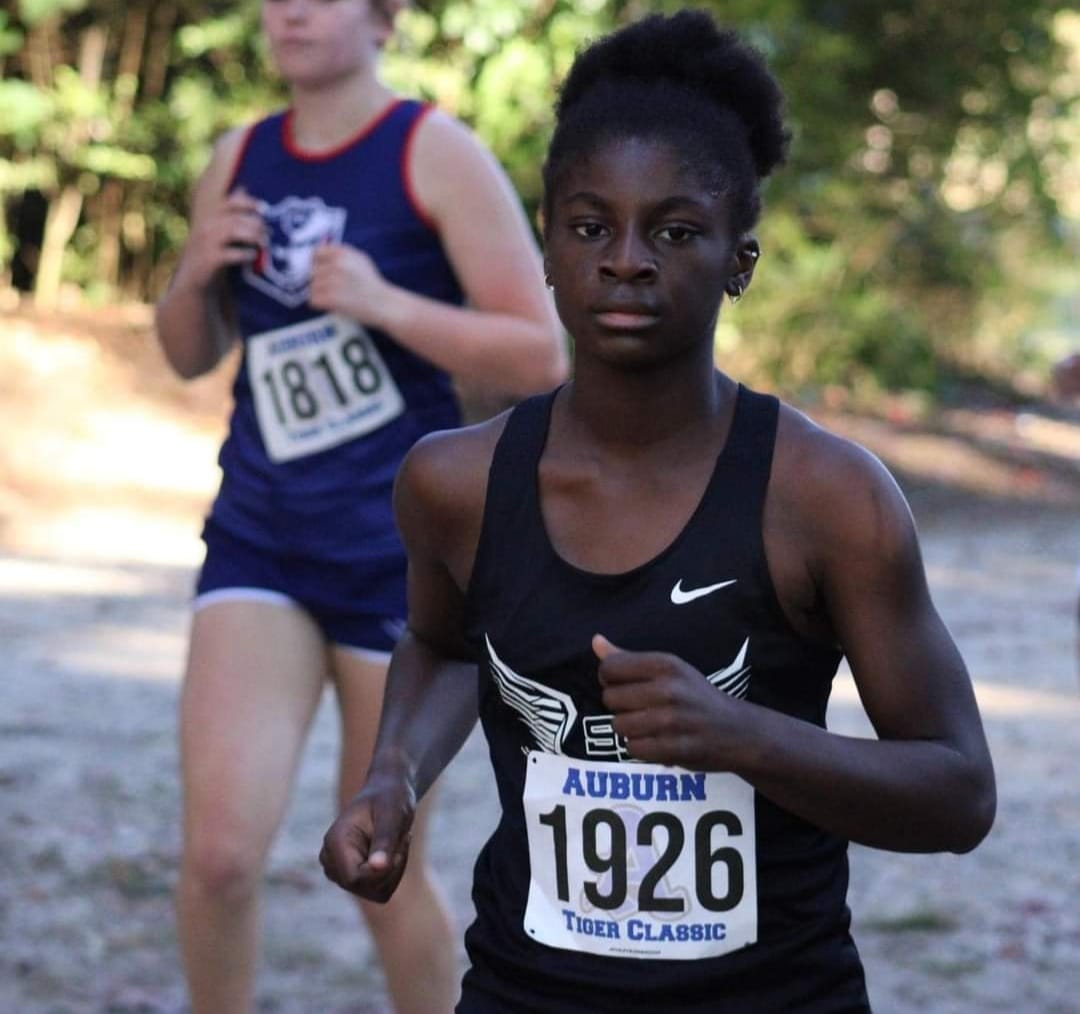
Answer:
[
  {"left": 0, "top": 13, "right": 25, "bottom": 58},
  {"left": 0, "top": 0, "right": 1075, "bottom": 393},
  {"left": 72, "top": 145, "right": 156, "bottom": 180},
  {"left": 16, "top": 0, "right": 86, "bottom": 27},
  {"left": 176, "top": 13, "right": 253, "bottom": 58},
  {"left": 0, "top": 80, "right": 52, "bottom": 140}
]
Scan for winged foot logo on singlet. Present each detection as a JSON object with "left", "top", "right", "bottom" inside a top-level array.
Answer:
[
  {"left": 243, "top": 195, "right": 347, "bottom": 308},
  {"left": 485, "top": 634, "right": 751, "bottom": 761}
]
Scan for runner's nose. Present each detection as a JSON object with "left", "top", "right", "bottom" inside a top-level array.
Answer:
[{"left": 599, "top": 230, "right": 657, "bottom": 284}]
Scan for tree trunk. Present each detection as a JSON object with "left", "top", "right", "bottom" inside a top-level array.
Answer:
[
  {"left": 34, "top": 185, "right": 83, "bottom": 308},
  {"left": 23, "top": 19, "right": 56, "bottom": 88},
  {"left": 143, "top": 1, "right": 178, "bottom": 102},
  {"left": 95, "top": 179, "right": 124, "bottom": 292},
  {"left": 0, "top": 209, "right": 12, "bottom": 291},
  {"left": 116, "top": 4, "right": 149, "bottom": 118},
  {"left": 78, "top": 23, "right": 107, "bottom": 89},
  {"left": 122, "top": 186, "right": 153, "bottom": 302}
]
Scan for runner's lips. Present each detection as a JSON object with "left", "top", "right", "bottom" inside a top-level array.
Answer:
[{"left": 592, "top": 308, "right": 661, "bottom": 331}]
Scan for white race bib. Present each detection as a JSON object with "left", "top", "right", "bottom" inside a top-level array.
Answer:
[
  {"left": 246, "top": 313, "right": 404, "bottom": 463},
  {"left": 523, "top": 752, "right": 757, "bottom": 961}
]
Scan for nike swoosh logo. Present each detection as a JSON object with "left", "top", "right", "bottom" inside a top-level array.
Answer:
[{"left": 670, "top": 578, "right": 737, "bottom": 605}]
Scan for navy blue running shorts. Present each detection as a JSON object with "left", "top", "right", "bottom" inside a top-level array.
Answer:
[{"left": 193, "top": 519, "right": 406, "bottom": 660}]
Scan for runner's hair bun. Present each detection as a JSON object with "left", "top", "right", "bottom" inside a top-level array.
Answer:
[
  {"left": 555, "top": 11, "right": 788, "bottom": 181},
  {"left": 542, "top": 12, "right": 790, "bottom": 234}
]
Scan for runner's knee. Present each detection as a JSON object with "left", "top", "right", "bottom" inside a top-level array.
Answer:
[{"left": 183, "top": 830, "right": 263, "bottom": 901}]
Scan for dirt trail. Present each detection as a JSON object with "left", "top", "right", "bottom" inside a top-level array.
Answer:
[{"left": 1, "top": 307, "right": 1078, "bottom": 1012}]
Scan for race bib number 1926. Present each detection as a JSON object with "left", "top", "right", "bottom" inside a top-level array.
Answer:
[
  {"left": 523, "top": 752, "right": 757, "bottom": 961},
  {"left": 247, "top": 313, "right": 404, "bottom": 463}
]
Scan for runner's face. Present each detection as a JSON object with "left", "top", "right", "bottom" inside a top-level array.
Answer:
[
  {"left": 262, "top": 0, "right": 395, "bottom": 87},
  {"left": 545, "top": 137, "right": 742, "bottom": 370}
]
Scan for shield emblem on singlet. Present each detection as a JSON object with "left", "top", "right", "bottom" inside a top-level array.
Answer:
[{"left": 243, "top": 195, "right": 347, "bottom": 308}]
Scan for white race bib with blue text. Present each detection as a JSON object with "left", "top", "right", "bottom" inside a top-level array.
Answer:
[
  {"left": 523, "top": 752, "right": 757, "bottom": 960},
  {"left": 247, "top": 313, "right": 404, "bottom": 463}
]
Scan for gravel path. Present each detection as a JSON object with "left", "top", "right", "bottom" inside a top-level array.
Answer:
[{"left": 1, "top": 310, "right": 1077, "bottom": 1012}]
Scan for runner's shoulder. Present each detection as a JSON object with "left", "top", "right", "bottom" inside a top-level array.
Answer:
[
  {"left": 211, "top": 124, "right": 250, "bottom": 163},
  {"left": 189, "top": 125, "right": 254, "bottom": 211},
  {"left": 407, "top": 107, "right": 516, "bottom": 223},
  {"left": 410, "top": 106, "right": 491, "bottom": 165},
  {"left": 204, "top": 126, "right": 251, "bottom": 183},
  {"left": 395, "top": 410, "right": 510, "bottom": 533},
  {"left": 772, "top": 401, "right": 917, "bottom": 561}
]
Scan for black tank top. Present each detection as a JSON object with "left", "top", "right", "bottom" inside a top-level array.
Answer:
[{"left": 460, "top": 384, "right": 870, "bottom": 1013}]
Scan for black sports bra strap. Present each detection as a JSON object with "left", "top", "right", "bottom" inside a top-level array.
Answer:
[{"left": 709, "top": 384, "right": 780, "bottom": 523}]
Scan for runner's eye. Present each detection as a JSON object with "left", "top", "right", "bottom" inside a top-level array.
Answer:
[
  {"left": 656, "top": 225, "right": 698, "bottom": 244},
  {"left": 573, "top": 222, "right": 608, "bottom": 240}
]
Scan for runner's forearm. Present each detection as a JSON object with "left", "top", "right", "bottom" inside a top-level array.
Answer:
[
  {"left": 369, "top": 630, "right": 479, "bottom": 801},
  {"left": 155, "top": 272, "right": 234, "bottom": 379},
  {"left": 375, "top": 284, "right": 567, "bottom": 397},
  {"left": 732, "top": 701, "right": 995, "bottom": 853}
]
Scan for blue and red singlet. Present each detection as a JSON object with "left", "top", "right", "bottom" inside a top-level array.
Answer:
[{"left": 197, "top": 99, "right": 463, "bottom": 641}]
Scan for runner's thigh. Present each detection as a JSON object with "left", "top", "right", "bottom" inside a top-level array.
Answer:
[{"left": 181, "top": 600, "right": 328, "bottom": 855}]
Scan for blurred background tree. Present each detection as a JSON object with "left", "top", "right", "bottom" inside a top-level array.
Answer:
[{"left": 1, "top": 0, "right": 1076, "bottom": 397}]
